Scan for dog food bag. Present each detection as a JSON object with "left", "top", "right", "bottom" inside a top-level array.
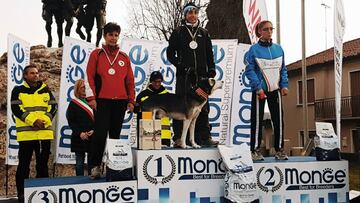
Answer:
[
  {"left": 105, "top": 138, "right": 134, "bottom": 181},
  {"left": 106, "top": 138, "right": 133, "bottom": 171},
  {"left": 314, "top": 122, "right": 341, "bottom": 161},
  {"left": 218, "top": 144, "right": 258, "bottom": 202}
]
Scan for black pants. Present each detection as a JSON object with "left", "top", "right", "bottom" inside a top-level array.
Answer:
[
  {"left": 90, "top": 99, "right": 127, "bottom": 167},
  {"left": 250, "top": 90, "right": 284, "bottom": 152},
  {"left": 16, "top": 140, "right": 51, "bottom": 197},
  {"left": 172, "top": 74, "right": 211, "bottom": 144}
]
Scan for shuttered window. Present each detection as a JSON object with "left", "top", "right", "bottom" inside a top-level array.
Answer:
[{"left": 298, "top": 79, "right": 315, "bottom": 104}]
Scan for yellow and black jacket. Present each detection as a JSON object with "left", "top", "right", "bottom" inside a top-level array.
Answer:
[
  {"left": 135, "top": 85, "right": 171, "bottom": 141},
  {"left": 11, "top": 81, "right": 57, "bottom": 141}
]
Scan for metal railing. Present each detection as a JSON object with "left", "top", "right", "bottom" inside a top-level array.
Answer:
[{"left": 315, "top": 95, "right": 360, "bottom": 120}]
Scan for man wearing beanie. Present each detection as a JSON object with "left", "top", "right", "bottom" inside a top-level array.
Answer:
[
  {"left": 136, "top": 71, "right": 169, "bottom": 146},
  {"left": 136, "top": 71, "right": 168, "bottom": 104},
  {"left": 167, "top": 2, "right": 218, "bottom": 147}
]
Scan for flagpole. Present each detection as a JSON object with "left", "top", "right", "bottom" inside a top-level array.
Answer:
[
  {"left": 301, "top": 0, "right": 309, "bottom": 143},
  {"left": 276, "top": 0, "right": 281, "bottom": 44}
]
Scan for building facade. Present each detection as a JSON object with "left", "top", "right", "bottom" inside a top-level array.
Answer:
[{"left": 283, "top": 38, "right": 360, "bottom": 154}]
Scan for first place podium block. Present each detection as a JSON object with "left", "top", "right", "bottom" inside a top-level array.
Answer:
[{"left": 24, "top": 176, "right": 137, "bottom": 203}]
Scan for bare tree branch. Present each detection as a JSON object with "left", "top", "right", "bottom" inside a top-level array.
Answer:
[{"left": 129, "top": 0, "right": 208, "bottom": 41}]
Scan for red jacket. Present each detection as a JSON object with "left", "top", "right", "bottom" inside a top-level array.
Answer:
[{"left": 86, "top": 45, "right": 135, "bottom": 104}]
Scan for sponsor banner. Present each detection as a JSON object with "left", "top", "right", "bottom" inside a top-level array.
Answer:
[
  {"left": 334, "top": 0, "right": 345, "bottom": 142},
  {"left": 6, "top": 34, "right": 30, "bottom": 165},
  {"left": 56, "top": 37, "right": 95, "bottom": 164},
  {"left": 136, "top": 149, "right": 226, "bottom": 202},
  {"left": 120, "top": 39, "right": 169, "bottom": 146},
  {"left": 24, "top": 179, "right": 137, "bottom": 203},
  {"left": 228, "top": 44, "right": 252, "bottom": 146},
  {"left": 255, "top": 158, "right": 349, "bottom": 202},
  {"left": 243, "top": 0, "right": 268, "bottom": 44},
  {"left": 209, "top": 39, "right": 238, "bottom": 144},
  {"left": 121, "top": 39, "right": 237, "bottom": 146}
]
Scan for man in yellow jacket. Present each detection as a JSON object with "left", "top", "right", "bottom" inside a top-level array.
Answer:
[{"left": 11, "top": 64, "right": 57, "bottom": 202}]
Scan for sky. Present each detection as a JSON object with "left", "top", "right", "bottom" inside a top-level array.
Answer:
[{"left": 0, "top": 0, "right": 359, "bottom": 64}]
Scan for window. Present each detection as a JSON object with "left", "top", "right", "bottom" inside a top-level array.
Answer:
[
  {"left": 299, "top": 130, "right": 316, "bottom": 147},
  {"left": 298, "top": 79, "right": 315, "bottom": 104}
]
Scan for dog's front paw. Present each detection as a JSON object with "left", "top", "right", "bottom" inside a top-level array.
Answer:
[{"left": 191, "top": 143, "right": 201, "bottom": 149}]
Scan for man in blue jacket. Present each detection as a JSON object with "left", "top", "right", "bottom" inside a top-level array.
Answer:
[{"left": 244, "top": 20, "right": 289, "bottom": 161}]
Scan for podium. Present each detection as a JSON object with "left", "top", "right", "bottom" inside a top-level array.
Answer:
[
  {"left": 24, "top": 176, "right": 137, "bottom": 203},
  {"left": 24, "top": 148, "right": 349, "bottom": 203},
  {"left": 136, "top": 149, "right": 349, "bottom": 203}
]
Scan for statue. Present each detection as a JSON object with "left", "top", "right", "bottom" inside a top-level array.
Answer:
[
  {"left": 85, "top": 0, "right": 107, "bottom": 47},
  {"left": 42, "top": 0, "right": 65, "bottom": 47},
  {"left": 63, "top": 0, "right": 88, "bottom": 40}
]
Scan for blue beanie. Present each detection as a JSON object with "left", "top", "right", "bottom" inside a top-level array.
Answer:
[{"left": 183, "top": 2, "right": 199, "bottom": 16}]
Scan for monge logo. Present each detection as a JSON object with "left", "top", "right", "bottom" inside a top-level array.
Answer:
[
  {"left": 11, "top": 42, "right": 25, "bottom": 84},
  {"left": 284, "top": 167, "right": 347, "bottom": 191},
  {"left": 232, "top": 69, "right": 252, "bottom": 145},
  {"left": 28, "top": 185, "right": 135, "bottom": 203},
  {"left": 212, "top": 45, "right": 225, "bottom": 81},
  {"left": 66, "top": 45, "right": 86, "bottom": 102},
  {"left": 160, "top": 47, "right": 175, "bottom": 92},
  {"left": 129, "top": 45, "right": 148, "bottom": 93},
  {"left": 8, "top": 42, "right": 27, "bottom": 151},
  {"left": 143, "top": 155, "right": 226, "bottom": 185},
  {"left": 59, "top": 44, "right": 87, "bottom": 149},
  {"left": 209, "top": 45, "right": 225, "bottom": 138},
  {"left": 257, "top": 166, "right": 347, "bottom": 192}
]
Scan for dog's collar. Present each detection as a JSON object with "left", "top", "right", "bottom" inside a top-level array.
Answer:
[{"left": 195, "top": 87, "right": 209, "bottom": 100}]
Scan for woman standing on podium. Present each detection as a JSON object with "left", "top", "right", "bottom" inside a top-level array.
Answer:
[
  {"left": 66, "top": 79, "right": 94, "bottom": 176},
  {"left": 244, "top": 20, "right": 289, "bottom": 161}
]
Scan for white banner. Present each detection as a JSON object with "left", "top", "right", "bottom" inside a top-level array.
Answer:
[
  {"left": 209, "top": 40, "right": 238, "bottom": 144},
  {"left": 243, "top": 0, "right": 268, "bottom": 44},
  {"left": 25, "top": 179, "right": 137, "bottom": 203},
  {"left": 6, "top": 34, "right": 30, "bottom": 165},
  {"left": 55, "top": 37, "right": 95, "bottom": 164},
  {"left": 334, "top": 0, "right": 345, "bottom": 142},
  {"left": 228, "top": 44, "right": 252, "bottom": 146},
  {"left": 120, "top": 39, "right": 172, "bottom": 146},
  {"left": 136, "top": 149, "right": 225, "bottom": 202},
  {"left": 120, "top": 39, "right": 237, "bottom": 146}
]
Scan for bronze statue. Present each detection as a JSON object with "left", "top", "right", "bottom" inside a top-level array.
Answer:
[
  {"left": 42, "top": 0, "right": 106, "bottom": 47},
  {"left": 42, "top": 0, "right": 65, "bottom": 47},
  {"left": 63, "top": 0, "right": 88, "bottom": 40},
  {"left": 85, "top": 0, "right": 107, "bottom": 47}
]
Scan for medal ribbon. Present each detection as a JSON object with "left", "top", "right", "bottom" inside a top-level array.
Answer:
[
  {"left": 185, "top": 25, "right": 200, "bottom": 42},
  {"left": 102, "top": 47, "right": 121, "bottom": 68}
]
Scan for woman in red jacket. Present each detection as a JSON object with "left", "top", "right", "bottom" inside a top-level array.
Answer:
[{"left": 86, "top": 22, "right": 135, "bottom": 179}]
